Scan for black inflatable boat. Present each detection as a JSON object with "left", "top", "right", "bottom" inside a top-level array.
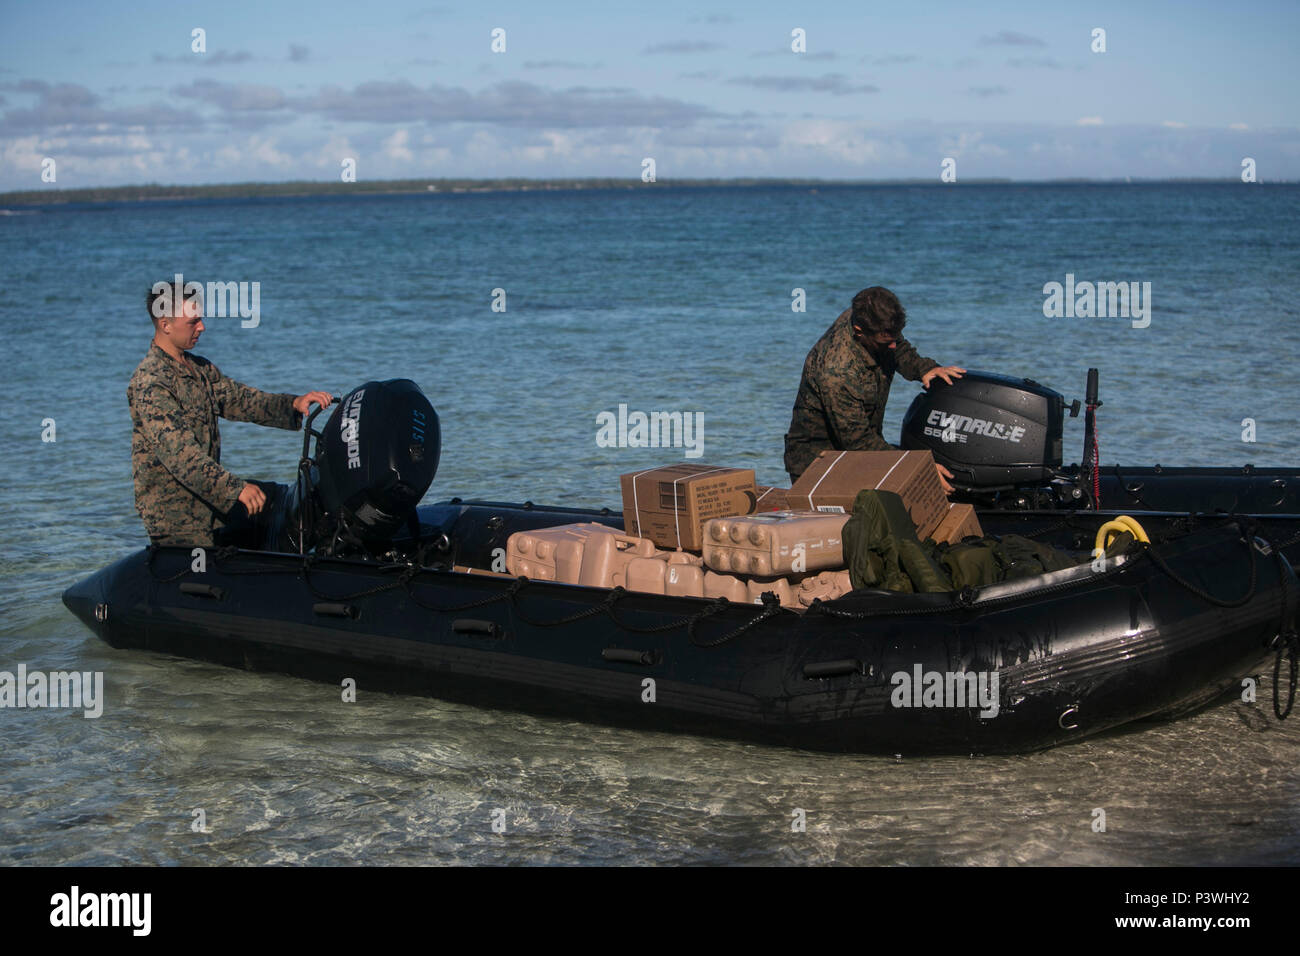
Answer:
[{"left": 62, "top": 374, "right": 1300, "bottom": 755}]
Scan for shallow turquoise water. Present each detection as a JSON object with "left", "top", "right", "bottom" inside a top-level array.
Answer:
[{"left": 1, "top": 184, "right": 1297, "bottom": 864}]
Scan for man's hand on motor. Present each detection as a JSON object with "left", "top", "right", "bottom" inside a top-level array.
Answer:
[
  {"left": 238, "top": 482, "right": 267, "bottom": 515},
  {"left": 294, "top": 391, "right": 335, "bottom": 414},
  {"left": 921, "top": 366, "right": 966, "bottom": 389},
  {"left": 936, "top": 462, "right": 955, "bottom": 495}
]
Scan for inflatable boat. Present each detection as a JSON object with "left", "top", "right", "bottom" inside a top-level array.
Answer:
[{"left": 62, "top": 374, "right": 1300, "bottom": 755}]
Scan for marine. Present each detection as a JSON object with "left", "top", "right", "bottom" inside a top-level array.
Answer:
[
  {"left": 783, "top": 286, "right": 966, "bottom": 490},
  {"left": 128, "top": 280, "right": 332, "bottom": 546}
]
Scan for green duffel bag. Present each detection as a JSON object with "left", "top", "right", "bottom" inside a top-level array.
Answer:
[
  {"left": 842, "top": 491, "right": 1116, "bottom": 593},
  {"left": 897, "top": 537, "right": 953, "bottom": 593},
  {"left": 933, "top": 538, "right": 1001, "bottom": 589},
  {"left": 993, "top": 533, "right": 1084, "bottom": 581},
  {"left": 934, "top": 530, "right": 1121, "bottom": 589},
  {"left": 841, "top": 490, "right": 953, "bottom": 593}
]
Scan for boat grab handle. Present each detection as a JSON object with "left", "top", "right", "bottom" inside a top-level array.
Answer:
[
  {"left": 313, "top": 602, "right": 359, "bottom": 620},
  {"left": 179, "top": 583, "right": 225, "bottom": 600},
  {"left": 453, "top": 619, "right": 503, "bottom": 638},
  {"left": 803, "top": 659, "right": 863, "bottom": 679},
  {"left": 601, "top": 647, "right": 658, "bottom": 666}
]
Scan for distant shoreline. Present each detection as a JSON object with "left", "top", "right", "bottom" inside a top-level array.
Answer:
[{"left": 0, "top": 176, "right": 1283, "bottom": 207}]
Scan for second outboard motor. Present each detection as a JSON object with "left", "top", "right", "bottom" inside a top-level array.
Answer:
[
  {"left": 311, "top": 379, "right": 440, "bottom": 554},
  {"left": 263, "top": 379, "right": 440, "bottom": 556},
  {"left": 900, "top": 371, "right": 1064, "bottom": 489}
]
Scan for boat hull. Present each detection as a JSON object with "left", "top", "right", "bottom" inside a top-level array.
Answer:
[{"left": 63, "top": 513, "right": 1297, "bottom": 755}]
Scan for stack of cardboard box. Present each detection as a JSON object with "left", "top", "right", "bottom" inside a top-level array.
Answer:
[
  {"left": 619, "top": 464, "right": 758, "bottom": 551},
  {"left": 498, "top": 452, "right": 983, "bottom": 609}
]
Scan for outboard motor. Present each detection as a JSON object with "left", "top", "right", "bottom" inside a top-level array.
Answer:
[
  {"left": 900, "top": 371, "right": 1065, "bottom": 490},
  {"left": 271, "top": 379, "right": 440, "bottom": 556}
]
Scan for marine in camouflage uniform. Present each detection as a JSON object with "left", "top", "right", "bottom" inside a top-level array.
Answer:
[
  {"left": 784, "top": 290, "right": 958, "bottom": 484},
  {"left": 129, "top": 281, "right": 331, "bottom": 546},
  {"left": 128, "top": 344, "right": 302, "bottom": 546}
]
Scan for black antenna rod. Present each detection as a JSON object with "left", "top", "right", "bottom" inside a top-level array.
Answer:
[{"left": 1080, "top": 369, "right": 1101, "bottom": 508}]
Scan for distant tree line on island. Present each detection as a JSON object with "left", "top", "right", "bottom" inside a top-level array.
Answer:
[{"left": 0, "top": 176, "right": 1261, "bottom": 206}]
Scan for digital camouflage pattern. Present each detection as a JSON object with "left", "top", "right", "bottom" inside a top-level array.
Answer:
[
  {"left": 783, "top": 308, "right": 938, "bottom": 482},
  {"left": 128, "top": 343, "right": 300, "bottom": 544}
]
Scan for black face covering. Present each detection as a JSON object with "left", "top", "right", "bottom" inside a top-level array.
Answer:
[
  {"left": 864, "top": 337, "right": 896, "bottom": 368},
  {"left": 873, "top": 344, "right": 898, "bottom": 371},
  {"left": 854, "top": 324, "right": 899, "bottom": 368}
]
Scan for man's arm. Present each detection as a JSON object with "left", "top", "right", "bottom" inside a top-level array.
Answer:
[
  {"left": 893, "top": 336, "right": 939, "bottom": 382},
  {"left": 210, "top": 369, "right": 301, "bottom": 431},
  {"left": 134, "top": 385, "right": 246, "bottom": 512}
]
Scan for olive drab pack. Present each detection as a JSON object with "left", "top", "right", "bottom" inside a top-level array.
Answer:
[
  {"left": 841, "top": 489, "right": 951, "bottom": 593},
  {"left": 842, "top": 489, "right": 1105, "bottom": 592},
  {"left": 933, "top": 530, "right": 1132, "bottom": 588}
]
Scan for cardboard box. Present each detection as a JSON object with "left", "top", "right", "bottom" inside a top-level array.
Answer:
[
  {"left": 621, "top": 465, "right": 757, "bottom": 552},
  {"left": 752, "top": 486, "right": 792, "bottom": 512},
  {"left": 787, "top": 450, "right": 950, "bottom": 541},
  {"left": 928, "top": 502, "right": 983, "bottom": 545}
]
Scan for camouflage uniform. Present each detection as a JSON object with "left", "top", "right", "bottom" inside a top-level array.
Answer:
[
  {"left": 784, "top": 308, "right": 938, "bottom": 483},
  {"left": 128, "top": 343, "right": 301, "bottom": 545}
]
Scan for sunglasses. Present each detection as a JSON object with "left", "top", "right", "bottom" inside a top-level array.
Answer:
[{"left": 854, "top": 327, "right": 897, "bottom": 344}]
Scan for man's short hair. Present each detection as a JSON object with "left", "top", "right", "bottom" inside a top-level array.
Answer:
[
  {"left": 851, "top": 287, "right": 906, "bottom": 336},
  {"left": 147, "top": 280, "right": 202, "bottom": 323}
]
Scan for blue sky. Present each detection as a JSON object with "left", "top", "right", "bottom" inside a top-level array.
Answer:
[{"left": 1, "top": 0, "right": 1297, "bottom": 188}]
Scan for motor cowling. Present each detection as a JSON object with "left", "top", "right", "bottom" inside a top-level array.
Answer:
[
  {"left": 314, "top": 379, "right": 440, "bottom": 550},
  {"left": 900, "top": 370, "right": 1064, "bottom": 489}
]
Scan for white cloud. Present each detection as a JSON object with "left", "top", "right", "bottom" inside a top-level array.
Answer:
[
  {"left": 383, "top": 128, "right": 414, "bottom": 162},
  {"left": 249, "top": 136, "right": 292, "bottom": 167},
  {"left": 0, "top": 134, "right": 47, "bottom": 175},
  {"left": 943, "top": 130, "right": 983, "bottom": 154},
  {"left": 215, "top": 135, "right": 292, "bottom": 170},
  {"left": 777, "top": 120, "right": 910, "bottom": 167}
]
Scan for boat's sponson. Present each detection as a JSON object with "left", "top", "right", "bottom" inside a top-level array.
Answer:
[
  {"left": 1089, "top": 465, "right": 1300, "bottom": 514},
  {"left": 63, "top": 504, "right": 1299, "bottom": 755},
  {"left": 986, "top": 464, "right": 1300, "bottom": 515}
]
